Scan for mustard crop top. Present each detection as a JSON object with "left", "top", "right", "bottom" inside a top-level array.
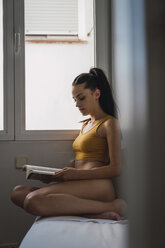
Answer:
[{"left": 72, "top": 115, "right": 113, "bottom": 163}]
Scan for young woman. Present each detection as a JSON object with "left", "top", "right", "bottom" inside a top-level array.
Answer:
[{"left": 11, "top": 68, "right": 126, "bottom": 220}]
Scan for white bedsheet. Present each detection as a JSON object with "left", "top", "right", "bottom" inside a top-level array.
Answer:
[{"left": 19, "top": 216, "right": 128, "bottom": 248}]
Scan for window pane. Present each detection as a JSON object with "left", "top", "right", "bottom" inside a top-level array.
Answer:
[
  {"left": 25, "top": 0, "right": 94, "bottom": 130},
  {"left": 0, "top": 0, "right": 4, "bottom": 130}
]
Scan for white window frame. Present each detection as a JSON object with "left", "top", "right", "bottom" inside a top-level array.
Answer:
[
  {"left": 0, "top": 0, "right": 14, "bottom": 140},
  {"left": 0, "top": 0, "right": 111, "bottom": 141}
]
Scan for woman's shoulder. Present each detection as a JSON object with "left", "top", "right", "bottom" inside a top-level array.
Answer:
[
  {"left": 104, "top": 115, "right": 120, "bottom": 126},
  {"left": 98, "top": 116, "right": 120, "bottom": 137},
  {"left": 104, "top": 116, "right": 120, "bottom": 130}
]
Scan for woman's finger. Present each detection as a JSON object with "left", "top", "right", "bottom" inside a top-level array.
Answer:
[
  {"left": 53, "top": 172, "right": 64, "bottom": 178},
  {"left": 54, "top": 171, "right": 62, "bottom": 175}
]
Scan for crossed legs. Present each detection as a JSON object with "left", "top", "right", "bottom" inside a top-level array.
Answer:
[{"left": 11, "top": 179, "right": 126, "bottom": 219}]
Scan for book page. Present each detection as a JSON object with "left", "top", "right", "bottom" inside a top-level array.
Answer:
[{"left": 24, "top": 164, "right": 61, "bottom": 172}]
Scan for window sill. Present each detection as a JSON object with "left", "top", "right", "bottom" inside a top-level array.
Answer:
[{"left": 14, "top": 130, "right": 80, "bottom": 141}]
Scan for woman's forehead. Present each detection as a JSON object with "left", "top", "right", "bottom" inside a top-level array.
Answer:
[{"left": 72, "top": 83, "right": 88, "bottom": 96}]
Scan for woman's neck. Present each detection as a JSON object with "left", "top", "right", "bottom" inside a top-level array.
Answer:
[{"left": 89, "top": 109, "right": 108, "bottom": 123}]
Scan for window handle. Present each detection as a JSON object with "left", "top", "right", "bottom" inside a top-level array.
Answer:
[{"left": 15, "top": 33, "right": 21, "bottom": 53}]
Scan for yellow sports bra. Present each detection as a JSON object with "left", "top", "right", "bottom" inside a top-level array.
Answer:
[{"left": 72, "top": 115, "right": 113, "bottom": 163}]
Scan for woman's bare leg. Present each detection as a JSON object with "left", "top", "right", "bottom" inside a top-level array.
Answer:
[
  {"left": 11, "top": 180, "right": 127, "bottom": 219},
  {"left": 11, "top": 185, "right": 39, "bottom": 208},
  {"left": 23, "top": 192, "right": 120, "bottom": 217},
  {"left": 82, "top": 198, "right": 127, "bottom": 220},
  {"left": 11, "top": 179, "right": 115, "bottom": 209}
]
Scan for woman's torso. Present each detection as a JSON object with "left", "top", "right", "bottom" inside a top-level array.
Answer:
[
  {"left": 73, "top": 115, "right": 114, "bottom": 169},
  {"left": 75, "top": 160, "right": 107, "bottom": 170}
]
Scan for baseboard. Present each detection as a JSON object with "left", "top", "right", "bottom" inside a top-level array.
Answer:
[{"left": 0, "top": 243, "right": 20, "bottom": 248}]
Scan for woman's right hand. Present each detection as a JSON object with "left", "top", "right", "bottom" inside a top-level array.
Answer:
[
  {"left": 36, "top": 162, "right": 75, "bottom": 183},
  {"left": 32, "top": 174, "right": 62, "bottom": 184}
]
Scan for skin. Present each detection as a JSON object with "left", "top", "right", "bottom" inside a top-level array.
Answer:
[{"left": 11, "top": 83, "right": 126, "bottom": 219}]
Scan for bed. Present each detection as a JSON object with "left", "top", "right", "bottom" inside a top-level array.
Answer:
[{"left": 19, "top": 216, "right": 128, "bottom": 248}]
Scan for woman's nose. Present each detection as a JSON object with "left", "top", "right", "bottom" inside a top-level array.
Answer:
[{"left": 76, "top": 100, "right": 80, "bottom": 107}]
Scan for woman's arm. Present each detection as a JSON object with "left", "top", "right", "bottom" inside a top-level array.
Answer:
[
  {"left": 53, "top": 164, "right": 120, "bottom": 181},
  {"left": 76, "top": 164, "right": 121, "bottom": 180},
  {"left": 38, "top": 160, "right": 75, "bottom": 183},
  {"left": 101, "top": 117, "right": 122, "bottom": 177}
]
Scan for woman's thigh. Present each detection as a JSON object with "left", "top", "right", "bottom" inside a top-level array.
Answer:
[{"left": 31, "top": 179, "right": 115, "bottom": 202}]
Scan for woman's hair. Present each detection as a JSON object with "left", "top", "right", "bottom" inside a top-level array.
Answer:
[{"left": 72, "top": 67, "right": 118, "bottom": 119}]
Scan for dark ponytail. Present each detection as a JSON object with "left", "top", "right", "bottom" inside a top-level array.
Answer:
[{"left": 72, "top": 67, "right": 118, "bottom": 119}]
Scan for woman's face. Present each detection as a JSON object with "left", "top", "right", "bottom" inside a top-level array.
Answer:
[{"left": 72, "top": 83, "right": 100, "bottom": 116}]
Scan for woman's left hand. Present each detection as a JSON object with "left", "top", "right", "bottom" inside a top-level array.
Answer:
[{"left": 53, "top": 167, "right": 81, "bottom": 181}]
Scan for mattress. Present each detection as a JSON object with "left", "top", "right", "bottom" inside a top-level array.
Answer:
[{"left": 19, "top": 216, "right": 128, "bottom": 248}]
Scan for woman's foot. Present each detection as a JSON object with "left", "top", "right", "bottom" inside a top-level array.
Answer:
[
  {"left": 82, "top": 211, "right": 121, "bottom": 221},
  {"left": 82, "top": 198, "right": 127, "bottom": 221},
  {"left": 112, "top": 198, "right": 127, "bottom": 218}
]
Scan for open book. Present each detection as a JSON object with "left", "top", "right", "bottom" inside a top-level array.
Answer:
[{"left": 23, "top": 164, "right": 61, "bottom": 180}]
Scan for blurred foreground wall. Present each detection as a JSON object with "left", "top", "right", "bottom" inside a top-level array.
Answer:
[{"left": 112, "top": 0, "right": 165, "bottom": 247}]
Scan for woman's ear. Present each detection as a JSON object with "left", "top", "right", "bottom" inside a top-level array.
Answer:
[{"left": 95, "top": 88, "right": 101, "bottom": 100}]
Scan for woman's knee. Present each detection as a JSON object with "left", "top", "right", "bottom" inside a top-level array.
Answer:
[
  {"left": 11, "top": 185, "right": 39, "bottom": 205},
  {"left": 11, "top": 185, "right": 26, "bottom": 203},
  {"left": 24, "top": 192, "right": 45, "bottom": 216}
]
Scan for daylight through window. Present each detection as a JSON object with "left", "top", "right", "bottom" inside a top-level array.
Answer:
[{"left": 25, "top": 0, "right": 94, "bottom": 130}]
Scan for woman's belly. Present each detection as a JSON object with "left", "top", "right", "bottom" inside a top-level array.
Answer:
[
  {"left": 74, "top": 160, "right": 116, "bottom": 199},
  {"left": 75, "top": 160, "right": 107, "bottom": 170}
]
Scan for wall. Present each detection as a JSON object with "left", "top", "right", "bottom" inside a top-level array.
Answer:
[
  {"left": 0, "top": 140, "right": 75, "bottom": 245},
  {"left": 113, "top": 0, "right": 165, "bottom": 247}
]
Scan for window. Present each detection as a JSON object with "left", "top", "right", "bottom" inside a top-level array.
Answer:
[
  {"left": 1, "top": 0, "right": 111, "bottom": 141},
  {"left": 24, "top": 0, "right": 94, "bottom": 131},
  {"left": 0, "top": 0, "right": 14, "bottom": 140}
]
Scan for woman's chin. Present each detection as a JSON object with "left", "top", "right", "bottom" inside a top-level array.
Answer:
[
  {"left": 81, "top": 112, "right": 89, "bottom": 116},
  {"left": 79, "top": 109, "right": 87, "bottom": 115}
]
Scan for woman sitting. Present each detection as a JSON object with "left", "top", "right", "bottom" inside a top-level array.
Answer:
[{"left": 11, "top": 67, "right": 127, "bottom": 220}]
